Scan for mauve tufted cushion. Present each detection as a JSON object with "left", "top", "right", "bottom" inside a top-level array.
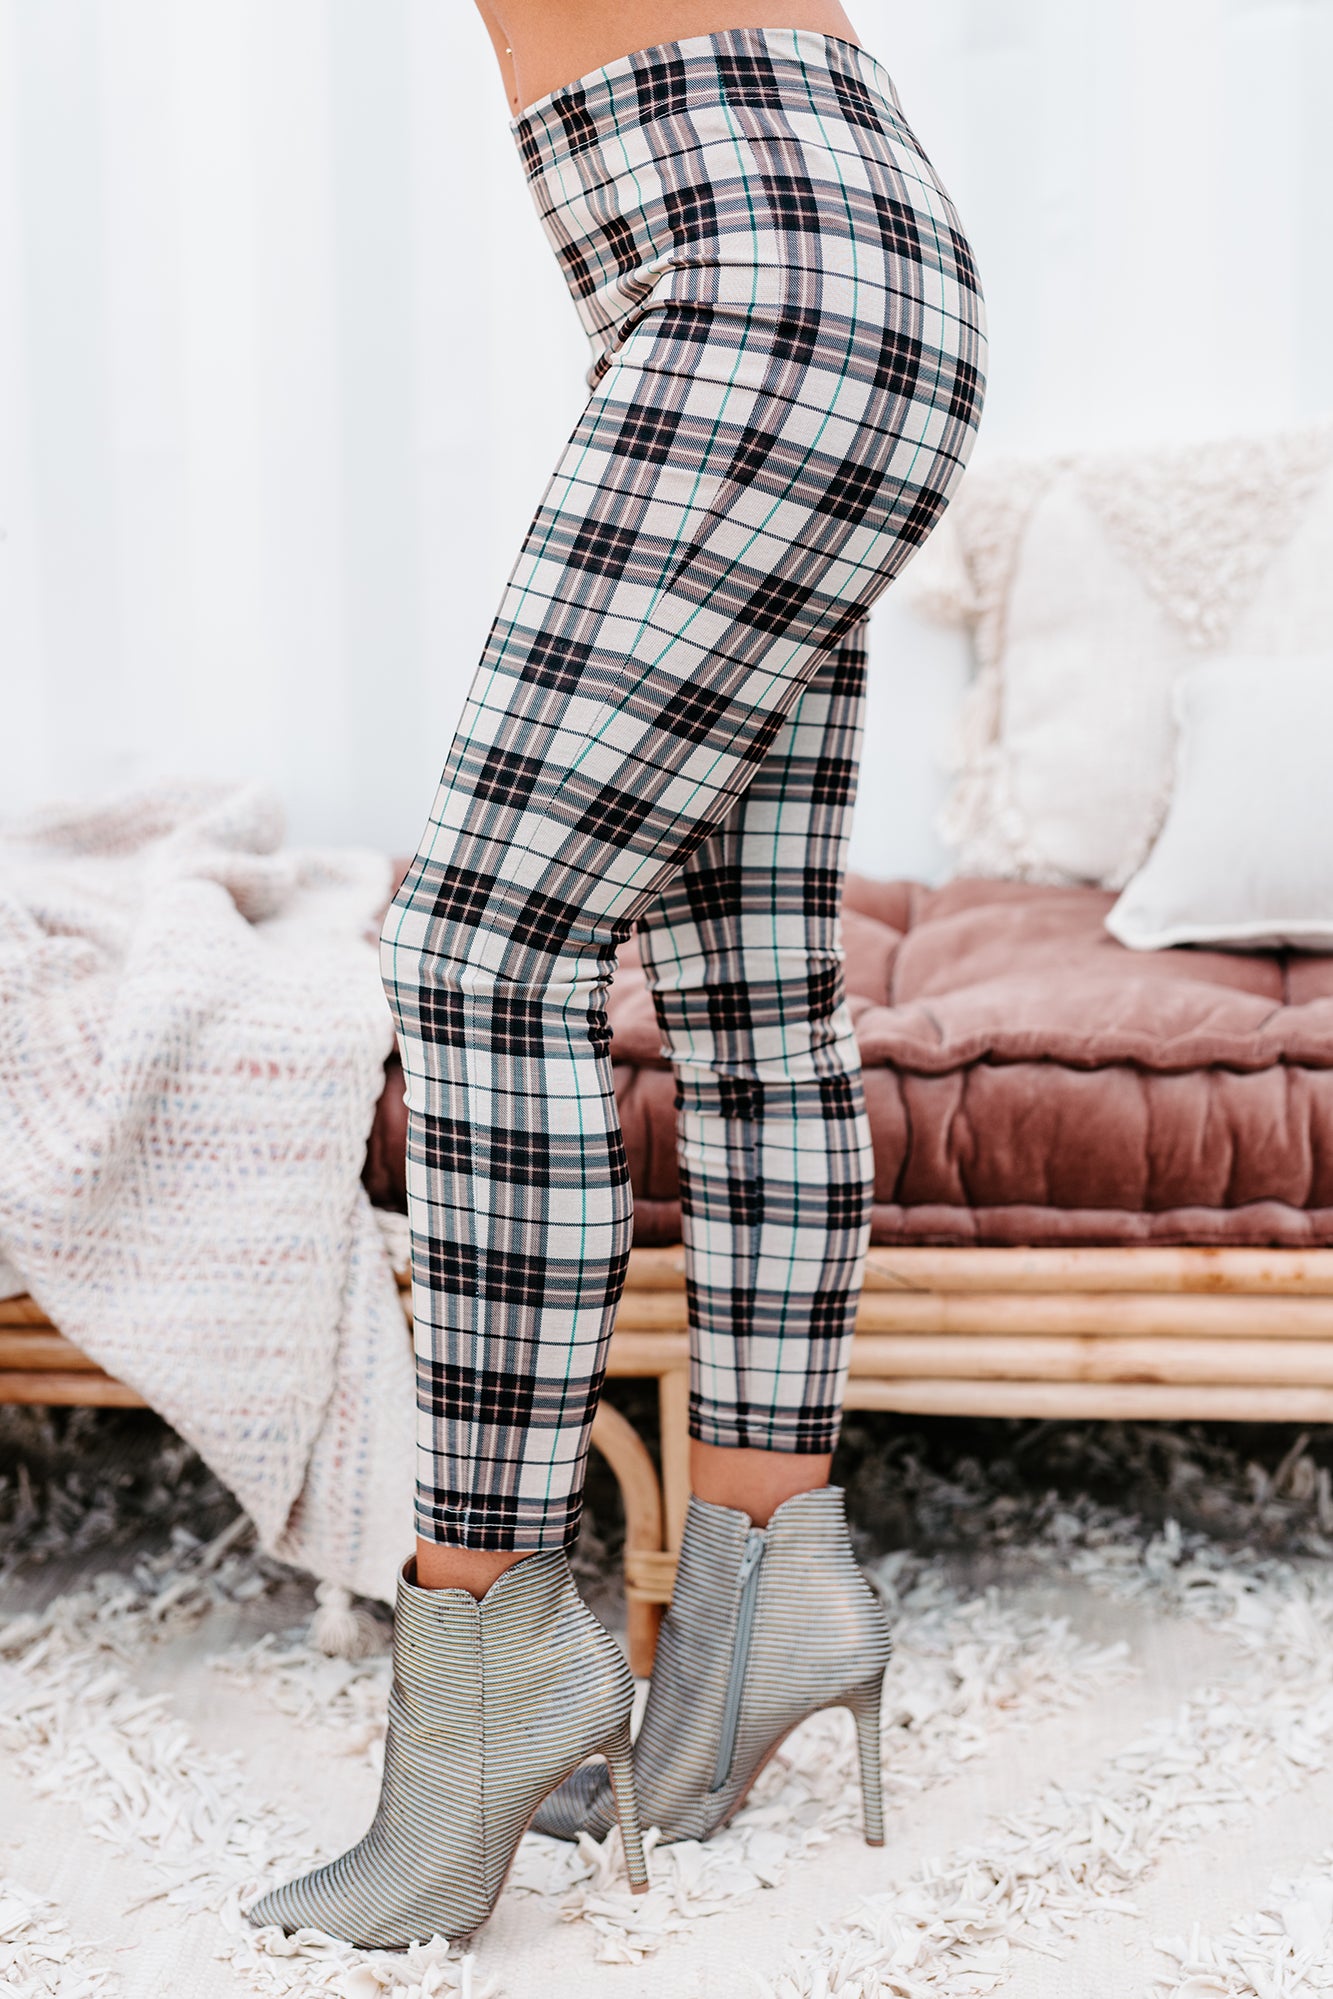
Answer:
[{"left": 366, "top": 870, "right": 1333, "bottom": 1248}]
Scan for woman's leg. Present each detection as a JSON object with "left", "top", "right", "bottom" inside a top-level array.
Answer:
[
  {"left": 383, "top": 34, "right": 985, "bottom": 1589},
  {"left": 382, "top": 325, "right": 963, "bottom": 1580},
  {"left": 384, "top": 348, "right": 878, "bottom": 1579},
  {"left": 633, "top": 625, "right": 874, "bottom": 1524}
]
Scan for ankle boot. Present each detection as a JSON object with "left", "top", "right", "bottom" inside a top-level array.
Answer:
[
  {"left": 532, "top": 1486, "right": 891, "bottom": 1848},
  {"left": 245, "top": 1549, "right": 648, "bottom": 1948}
]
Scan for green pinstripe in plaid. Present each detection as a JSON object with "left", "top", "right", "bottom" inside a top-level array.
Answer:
[{"left": 381, "top": 29, "right": 986, "bottom": 1550}]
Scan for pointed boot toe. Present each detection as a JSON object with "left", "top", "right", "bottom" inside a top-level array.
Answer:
[{"left": 244, "top": 1549, "right": 649, "bottom": 1948}]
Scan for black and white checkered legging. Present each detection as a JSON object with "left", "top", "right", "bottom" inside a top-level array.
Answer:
[{"left": 382, "top": 29, "right": 986, "bottom": 1549}]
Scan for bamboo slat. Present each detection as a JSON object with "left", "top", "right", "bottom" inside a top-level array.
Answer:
[
  {"left": 840, "top": 1379, "right": 1333, "bottom": 1421},
  {"left": 860, "top": 1246, "right": 1333, "bottom": 1295},
  {"left": 611, "top": 1296, "right": 1333, "bottom": 1343},
  {"left": 853, "top": 1293, "right": 1333, "bottom": 1338},
  {"left": 605, "top": 1294, "right": 693, "bottom": 1333},
  {"left": 605, "top": 1331, "right": 690, "bottom": 1373},
  {"left": 0, "top": 1331, "right": 102, "bottom": 1371},
  {"left": 0, "top": 1370, "right": 147, "bottom": 1408},
  {"left": 843, "top": 1334, "right": 1333, "bottom": 1386},
  {"left": 621, "top": 1244, "right": 1333, "bottom": 1296},
  {"left": 618, "top": 1249, "right": 688, "bottom": 1289},
  {"left": 611, "top": 1289, "right": 1333, "bottom": 1339},
  {"left": 0, "top": 1295, "right": 61, "bottom": 1327}
]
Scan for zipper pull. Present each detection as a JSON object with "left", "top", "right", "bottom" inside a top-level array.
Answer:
[{"left": 737, "top": 1527, "right": 766, "bottom": 1583}]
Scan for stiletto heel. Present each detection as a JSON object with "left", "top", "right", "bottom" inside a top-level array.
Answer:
[
  {"left": 848, "top": 1674, "right": 886, "bottom": 1847},
  {"left": 601, "top": 1715, "right": 650, "bottom": 1894}
]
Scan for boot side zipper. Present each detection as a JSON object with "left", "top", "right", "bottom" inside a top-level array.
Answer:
[{"left": 710, "top": 1527, "right": 766, "bottom": 1791}]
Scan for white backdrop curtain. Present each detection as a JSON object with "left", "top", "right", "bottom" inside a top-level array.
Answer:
[{"left": 2, "top": 0, "right": 1331, "bottom": 876}]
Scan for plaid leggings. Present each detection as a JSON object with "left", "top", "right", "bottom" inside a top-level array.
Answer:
[{"left": 382, "top": 29, "right": 986, "bottom": 1549}]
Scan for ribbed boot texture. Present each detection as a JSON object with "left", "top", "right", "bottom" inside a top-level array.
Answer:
[
  {"left": 246, "top": 1550, "right": 644, "bottom": 1948},
  {"left": 533, "top": 1486, "right": 892, "bottom": 1846}
]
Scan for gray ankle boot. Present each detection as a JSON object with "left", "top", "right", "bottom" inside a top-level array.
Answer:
[
  {"left": 245, "top": 1549, "right": 648, "bottom": 1948},
  {"left": 532, "top": 1486, "right": 891, "bottom": 1848}
]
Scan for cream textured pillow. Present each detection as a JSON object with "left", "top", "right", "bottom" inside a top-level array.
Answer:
[
  {"left": 1105, "top": 657, "right": 1333, "bottom": 951},
  {"left": 905, "top": 421, "right": 1333, "bottom": 887}
]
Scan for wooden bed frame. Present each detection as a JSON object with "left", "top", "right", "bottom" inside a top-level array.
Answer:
[{"left": 7, "top": 1242, "right": 1333, "bottom": 1673}]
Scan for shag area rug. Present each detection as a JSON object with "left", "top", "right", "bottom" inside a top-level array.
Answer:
[{"left": 5, "top": 1404, "right": 1333, "bottom": 1999}]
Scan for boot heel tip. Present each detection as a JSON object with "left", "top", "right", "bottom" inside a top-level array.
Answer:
[
  {"left": 864, "top": 1834, "right": 885, "bottom": 1849},
  {"left": 629, "top": 1878, "right": 651, "bottom": 1897}
]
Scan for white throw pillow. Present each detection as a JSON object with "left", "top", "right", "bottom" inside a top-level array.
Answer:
[
  {"left": 904, "top": 421, "right": 1333, "bottom": 887},
  {"left": 1105, "top": 657, "right": 1333, "bottom": 951}
]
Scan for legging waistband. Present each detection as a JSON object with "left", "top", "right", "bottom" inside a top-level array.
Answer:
[
  {"left": 511, "top": 29, "right": 906, "bottom": 178},
  {"left": 509, "top": 28, "right": 942, "bottom": 363}
]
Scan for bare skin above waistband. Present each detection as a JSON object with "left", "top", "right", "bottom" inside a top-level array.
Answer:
[{"left": 473, "top": 0, "right": 866, "bottom": 117}]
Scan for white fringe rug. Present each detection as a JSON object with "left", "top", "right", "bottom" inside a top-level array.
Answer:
[{"left": 5, "top": 1410, "right": 1333, "bottom": 1999}]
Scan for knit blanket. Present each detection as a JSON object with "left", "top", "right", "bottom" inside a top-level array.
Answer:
[{"left": 0, "top": 782, "right": 415, "bottom": 1601}]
